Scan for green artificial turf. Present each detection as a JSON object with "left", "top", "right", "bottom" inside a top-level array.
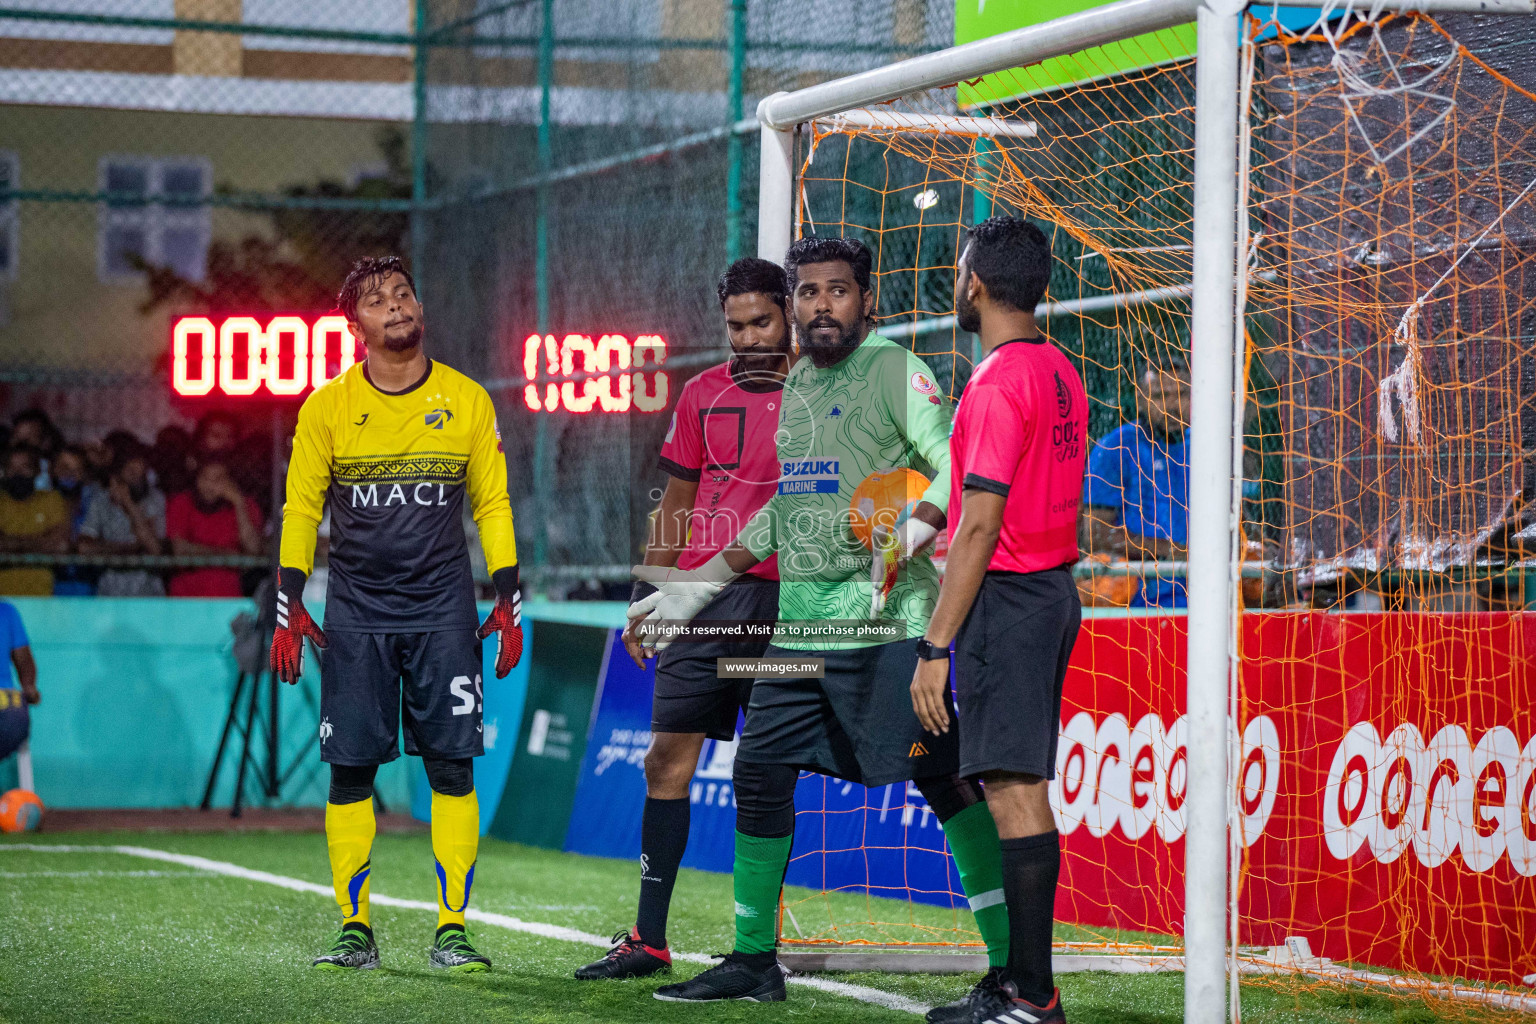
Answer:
[{"left": 0, "top": 830, "right": 1522, "bottom": 1024}]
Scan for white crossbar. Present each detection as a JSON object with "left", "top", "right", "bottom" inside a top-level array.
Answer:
[
  {"left": 816, "top": 110, "right": 1038, "bottom": 139},
  {"left": 756, "top": 0, "right": 1199, "bottom": 130}
]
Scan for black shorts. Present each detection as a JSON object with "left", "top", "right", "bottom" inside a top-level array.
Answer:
[
  {"left": 319, "top": 629, "right": 484, "bottom": 766},
  {"left": 652, "top": 576, "right": 779, "bottom": 741},
  {"left": 954, "top": 568, "right": 1081, "bottom": 779},
  {"left": 0, "top": 693, "right": 27, "bottom": 762},
  {"left": 736, "top": 638, "right": 960, "bottom": 788}
]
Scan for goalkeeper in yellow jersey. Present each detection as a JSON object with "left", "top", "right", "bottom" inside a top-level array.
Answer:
[{"left": 271, "top": 256, "right": 524, "bottom": 973}]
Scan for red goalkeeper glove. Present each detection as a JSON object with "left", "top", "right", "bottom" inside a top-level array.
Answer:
[
  {"left": 270, "top": 569, "right": 326, "bottom": 684},
  {"left": 477, "top": 566, "right": 524, "bottom": 678}
]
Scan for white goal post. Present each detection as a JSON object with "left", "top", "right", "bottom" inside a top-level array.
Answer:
[{"left": 751, "top": 1, "right": 1535, "bottom": 1022}]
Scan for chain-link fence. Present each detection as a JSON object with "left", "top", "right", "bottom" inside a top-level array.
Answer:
[{"left": 0, "top": 0, "right": 952, "bottom": 594}]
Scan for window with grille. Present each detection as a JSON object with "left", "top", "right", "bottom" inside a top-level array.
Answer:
[{"left": 97, "top": 156, "right": 211, "bottom": 283}]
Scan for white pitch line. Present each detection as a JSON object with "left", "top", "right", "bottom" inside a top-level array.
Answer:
[
  {"left": 1, "top": 843, "right": 931, "bottom": 1017},
  {"left": 0, "top": 870, "right": 216, "bottom": 878}
]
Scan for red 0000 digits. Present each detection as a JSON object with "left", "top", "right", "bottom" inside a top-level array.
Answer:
[
  {"left": 520, "top": 333, "right": 668, "bottom": 414},
  {"left": 169, "top": 315, "right": 670, "bottom": 413},
  {"left": 170, "top": 314, "right": 361, "bottom": 397}
]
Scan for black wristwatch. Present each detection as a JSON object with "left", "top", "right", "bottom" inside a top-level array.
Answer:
[{"left": 915, "top": 638, "right": 949, "bottom": 661}]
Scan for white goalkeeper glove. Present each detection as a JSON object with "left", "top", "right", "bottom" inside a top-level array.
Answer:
[
  {"left": 870, "top": 516, "right": 939, "bottom": 619},
  {"left": 628, "top": 553, "right": 741, "bottom": 654}
]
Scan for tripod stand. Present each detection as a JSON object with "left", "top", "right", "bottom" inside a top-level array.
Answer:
[{"left": 200, "top": 579, "right": 332, "bottom": 816}]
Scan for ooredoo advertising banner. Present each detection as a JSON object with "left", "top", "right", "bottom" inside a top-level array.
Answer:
[
  {"left": 566, "top": 615, "right": 1535, "bottom": 985},
  {"left": 1060, "top": 612, "right": 1536, "bottom": 986}
]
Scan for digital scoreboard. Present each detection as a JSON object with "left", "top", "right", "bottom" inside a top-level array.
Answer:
[
  {"left": 170, "top": 314, "right": 360, "bottom": 397},
  {"left": 518, "top": 333, "right": 668, "bottom": 414},
  {"left": 169, "top": 314, "right": 670, "bottom": 411}
]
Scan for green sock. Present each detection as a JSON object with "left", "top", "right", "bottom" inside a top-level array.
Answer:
[
  {"left": 733, "top": 830, "right": 793, "bottom": 955},
  {"left": 941, "top": 802, "right": 1010, "bottom": 968}
]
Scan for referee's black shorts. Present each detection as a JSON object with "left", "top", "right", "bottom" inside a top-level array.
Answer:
[
  {"left": 651, "top": 576, "right": 779, "bottom": 741},
  {"left": 954, "top": 567, "right": 1081, "bottom": 780}
]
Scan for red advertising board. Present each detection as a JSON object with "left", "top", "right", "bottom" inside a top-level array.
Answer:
[{"left": 1055, "top": 612, "right": 1536, "bottom": 985}]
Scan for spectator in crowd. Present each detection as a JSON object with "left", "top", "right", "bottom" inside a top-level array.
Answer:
[
  {"left": 150, "top": 425, "right": 196, "bottom": 496},
  {"left": 101, "top": 430, "right": 144, "bottom": 465},
  {"left": 10, "top": 409, "right": 61, "bottom": 461},
  {"left": 84, "top": 437, "right": 116, "bottom": 487},
  {"left": 79, "top": 444, "right": 167, "bottom": 597},
  {"left": 50, "top": 445, "right": 93, "bottom": 532},
  {"left": 0, "top": 599, "right": 37, "bottom": 766},
  {"left": 10, "top": 409, "right": 62, "bottom": 489},
  {"left": 229, "top": 429, "right": 274, "bottom": 518},
  {"left": 1081, "top": 353, "right": 1191, "bottom": 609},
  {"left": 51, "top": 445, "right": 99, "bottom": 596},
  {"left": 85, "top": 430, "right": 145, "bottom": 489},
  {"left": 193, "top": 411, "right": 240, "bottom": 461},
  {"left": 0, "top": 446, "right": 69, "bottom": 596},
  {"left": 166, "top": 458, "right": 263, "bottom": 597}
]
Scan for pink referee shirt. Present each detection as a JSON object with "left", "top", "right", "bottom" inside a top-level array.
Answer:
[
  {"left": 657, "top": 360, "right": 780, "bottom": 580},
  {"left": 949, "top": 338, "right": 1089, "bottom": 573}
]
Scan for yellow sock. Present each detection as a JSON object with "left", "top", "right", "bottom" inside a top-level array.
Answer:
[
  {"left": 325, "top": 798, "right": 375, "bottom": 928},
  {"left": 432, "top": 790, "right": 480, "bottom": 929}
]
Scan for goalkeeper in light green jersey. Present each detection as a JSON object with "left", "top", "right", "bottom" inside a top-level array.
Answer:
[{"left": 631, "top": 237, "right": 1010, "bottom": 1009}]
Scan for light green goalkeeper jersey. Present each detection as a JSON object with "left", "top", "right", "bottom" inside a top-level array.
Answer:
[{"left": 739, "top": 333, "right": 952, "bottom": 650}]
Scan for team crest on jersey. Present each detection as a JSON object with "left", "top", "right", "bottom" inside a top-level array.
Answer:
[
  {"left": 1055, "top": 372, "right": 1071, "bottom": 417},
  {"left": 494, "top": 419, "right": 503, "bottom": 452},
  {"left": 664, "top": 413, "right": 677, "bottom": 443},
  {"left": 910, "top": 371, "right": 937, "bottom": 396},
  {"left": 425, "top": 408, "right": 454, "bottom": 429}
]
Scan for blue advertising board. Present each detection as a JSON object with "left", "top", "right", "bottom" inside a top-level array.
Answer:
[
  {"left": 786, "top": 773, "right": 965, "bottom": 908},
  {"left": 564, "top": 630, "right": 743, "bottom": 873},
  {"left": 565, "top": 630, "right": 967, "bottom": 909},
  {"left": 5, "top": 597, "right": 414, "bottom": 809}
]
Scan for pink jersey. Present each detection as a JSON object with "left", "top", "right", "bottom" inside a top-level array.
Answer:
[
  {"left": 657, "top": 360, "right": 781, "bottom": 580},
  {"left": 949, "top": 338, "right": 1088, "bottom": 573}
]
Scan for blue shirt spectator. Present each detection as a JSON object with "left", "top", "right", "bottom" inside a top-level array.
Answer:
[
  {"left": 51, "top": 444, "right": 98, "bottom": 596},
  {"left": 1082, "top": 359, "right": 1191, "bottom": 608},
  {"left": 0, "top": 600, "right": 36, "bottom": 763},
  {"left": 0, "top": 601, "right": 29, "bottom": 690}
]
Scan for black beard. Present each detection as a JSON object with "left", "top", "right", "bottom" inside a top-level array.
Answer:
[
  {"left": 955, "top": 293, "right": 981, "bottom": 335},
  {"left": 799, "top": 316, "right": 864, "bottom": 369},
  {"left": 381, "top": 321, "right": 424, "bottom": 353},
  {"left": 730, "top": 357, "right": 788, "bottom": 393},
  {"left": 730, "top": 347, "right": 789, "bottom": 380}
]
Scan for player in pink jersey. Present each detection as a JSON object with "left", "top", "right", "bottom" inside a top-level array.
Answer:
[
  {"left": 910, "top": 218, "right": 1088, "bottom": 1024},
  {"left": 575, "top": 257, "right": 791, "bottom": 981}
]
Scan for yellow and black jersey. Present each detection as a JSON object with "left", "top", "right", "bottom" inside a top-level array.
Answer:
[{"left": 280, "top": 359, "right": 517, "bottom": 632}]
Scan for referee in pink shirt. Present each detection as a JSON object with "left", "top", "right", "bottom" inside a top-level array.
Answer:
[{"left": 910, "top": 217, "right": 1089, "bottom": 1024}]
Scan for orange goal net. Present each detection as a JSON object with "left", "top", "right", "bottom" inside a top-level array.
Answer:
[{"left": 775, "top": 8, "right": 1536, "bottom": 1012}]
